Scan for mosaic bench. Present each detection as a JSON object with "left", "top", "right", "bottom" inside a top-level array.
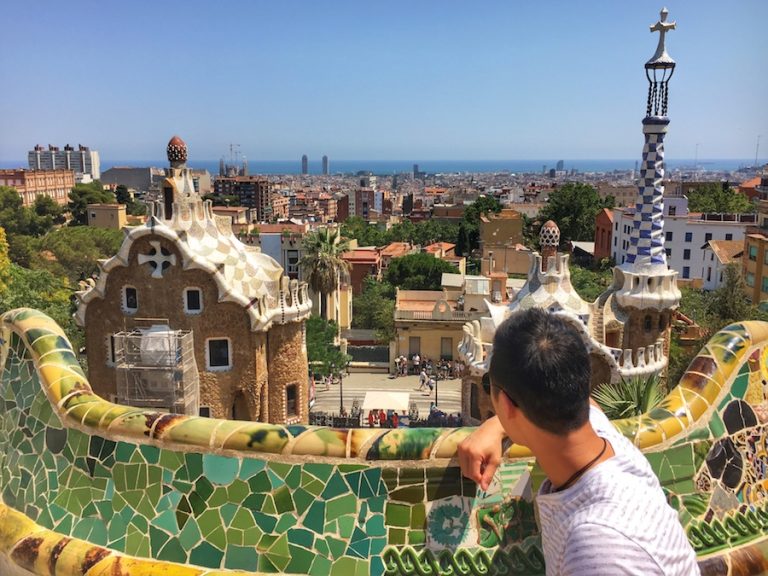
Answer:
[{"left": 2, "top": 308, "right": 768, "bottom": 575}]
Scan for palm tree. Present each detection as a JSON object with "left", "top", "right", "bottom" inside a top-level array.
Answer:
[
  {"left": 299, "top": 228, "right": 350, "bottom": 320},
  {"left": 592, "top": 374, "right": 664, "bottom": 420}
]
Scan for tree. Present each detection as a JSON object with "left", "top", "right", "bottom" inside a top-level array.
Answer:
[
  {"left": 538, "top": 182, "right": 611, "bottom": 244},
  {"left": 456, "top": 195, "right": 502, "bottom": 256},
  {"left": 0, "top": 226, "right": 9, "bottom": 292},
  {"left": 341, "top": 216, "right": 386, "bottom": 247},
  {"left": 68, "top": 181, "right": 115, "bottom": 225},
  {"left": 306, "top": 316, "right": 351, "bottom": 376},
  {"left": 569, "top": 263, "right": 612, "bottom": 302},
  {"left": 384, "top": 252, "right": 458, "bottom": 291},
  {"left": 0, "top": 186, "right": 57, "bottom": 237},
  {"left": 687, "top": 182, "right": 754, "bottom": 214},
  {"left": 352, "top": 278, "right": 396, "bottom": 343},
  {"left": 36, "top": 226, "right": 124, "bottom": 284},
  {"left": 592, "top": 375, "right": 664, "bottom": 420},
  {"left": 299, "top": 228, "right": 350, "bottom": 320}
]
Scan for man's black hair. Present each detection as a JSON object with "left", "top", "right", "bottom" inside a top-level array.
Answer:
[{"left": 489, "top": 308, "right": 591, "bottom": 434}]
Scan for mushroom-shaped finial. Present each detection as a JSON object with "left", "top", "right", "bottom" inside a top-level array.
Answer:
[
  {"left": 540, "top": 220, "right": 560, "bottom": 247},
  {"left": 167, "top": 135, "right": 188, "bottom": 166}
]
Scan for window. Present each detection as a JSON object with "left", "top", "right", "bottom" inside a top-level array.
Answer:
[
  {"left": 764, "top": 250, "right": 768, "bottom": 265},
  {"left": 669, "top": 206, "right": 677, "bottom": 216},
  {"left": 706, "top": 267, "right": 711, "bottom": 282},
  {"left": 725, "top": 233, "right": 733, "bottom": 241},
  {"left": 441, "top": 337, "right": 453, "bottom": 360},
  {"left": 749, "top": 245, "right": 758, "bottom": 261},
  {"left": 206, "top": 338, "right": 231, "bottom": 371},
  {"left": 123, "top": 286, "right": 138, "bottom": 313},
  {"left": 746, "top": 272, "right": 755, "bottom": 287},
  {"left": 286, "top": 250, "right": 299, "bottom": 277},
  {"left": 199, "top": 407, "right": 211, "bottom": 418},
  {"left": 665, "top": 231, "right": 673, "bottom": 242},
  {"left": 683, "top": 266, "right": 690, "bottom": 279},
  {"left": 184, "top": 288, "right": 202, "bottom": 314},
  {"left": 106, "top": 334, "right": 116, "bottom": 366},
  {"left": 685, "top": 232, "right": 692, "bottom": 242},
  {"left": 286, "top": 384, "right": 298, "bottom": 417},
  {"left": 644, "top": 315, "right": 652, "bottom": 331},
  {"left": 763, "top": 277, "right": 768, "bottom": 294},
  {"left": 683, "top": 249, "right": 691, "bottom": 260},
  {"left": 705, "top": 233, "right": 713, "bottom": 242},
  {"left": 665, "top": 248, "right": 671, "bottom": 258}
]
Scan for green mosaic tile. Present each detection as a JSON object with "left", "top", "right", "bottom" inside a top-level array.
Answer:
[
  {"left": 294, "top": 487, "right": 315, "bottom": 515},
  {"left": 327, "top": 493, "right": 358, "bottom": 522},
  {"left": 185, "top": 452, "right": 204, "bottom": 480},
  {"left": 204, "top": 453, "right": 240, "bottom": 485},
  {"left": 150, "top": 525, "right": 171, "bottom": 556},
  {"left": 224, "top": 544, "right": 259, "bottom": 570},
  {"left": 269, "top": 461, "right": 293, "bottom": 479},
  {"left": 304, "top": 463, "right": 334, "bottom": 483},
  {"left": 327, "top": 536, "right": 348, "bottom": 560},
  {"left": 287, "top": 544, "right": 316, "bottom": 574},
  {"left": 337, "top": 515, "right": 356, "bottom": 539},
  {"left": 240, "top": 457, "right": 266, "bottom": 479},
  {"left": 309, "top": 555, "right": 333, "bottom": 576},
  {"left": 276, "top": 513, "right": 298, "bottom": 533},
  {"left": 208, "top": 486, "right": 229, "bottom": 507},
  {"left": 391, "top": 484, "right": 426, "bottom": 503},
  {"left": 322, "top": 471, "right": 348, "bottom": 500},
  {"left": 274, "top": 485, "right": 294, "bottom": 514},
  {"left": 178, "top": 515, "right": 202, "bottom": 551},
  {"left": 252, "top": 510, "right": 278, "bottom": 533},
  {"left": 227, "top": 478, "right": 249, "bottom": 502},
  {"left": 304, "top": 500, "right": 325, "bottom": 533},
  {"left": 385, "top": 503, "right": 410, "bottom": 528},
  {"left": 408, "top": 529, "right": 426, "bottom": 546},
  {"left": 731, "top": 373, "right": 749, "bottom": 398},
  {"left": 190, "top": 541, "right": 224, "bottom": 568},
  {"left": 247, "top": 470, "right": 272, "bottom": 493}
]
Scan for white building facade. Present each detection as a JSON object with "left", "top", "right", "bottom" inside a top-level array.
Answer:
[
  {"left": 611, "top": 196, "right": 755, "bottom": 281},
  {"left": 28, "top": 144, "right": 101, "bottom": 180}
]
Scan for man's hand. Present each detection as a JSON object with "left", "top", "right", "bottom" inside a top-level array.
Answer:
[{"left": 457, "top": 416, "right": 507, "bottom": 491}]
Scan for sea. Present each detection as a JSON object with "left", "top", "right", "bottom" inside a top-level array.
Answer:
[{"left": 0, "top": 158, "right": 759, "bottom": 176}]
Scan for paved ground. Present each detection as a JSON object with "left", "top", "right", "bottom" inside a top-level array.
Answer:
[{"left": 310, "top": 372, "right": 462, "bottom": 417}]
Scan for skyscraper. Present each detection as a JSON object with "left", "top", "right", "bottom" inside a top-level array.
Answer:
[
  {"left": 301, "top": 154, "right": 308, "bottom": 175},
  {"left": 322, "top": 155, "right": 329, "bottom": 175},
  {"left": 28, "top": 144, "right": 100, "bottom": 180}
]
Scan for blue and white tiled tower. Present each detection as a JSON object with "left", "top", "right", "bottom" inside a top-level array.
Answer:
[{"left": 614, "top": 7, "right": 681, "bottom": 312}]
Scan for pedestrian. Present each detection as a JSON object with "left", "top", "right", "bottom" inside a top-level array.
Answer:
[
  {"left": 378, "top": 409, "right": 387, "bottom": 428},
  {"left": 412, "top": 353, "right": 420, "bottom": 375},
  {"left": 416, "top": 369, "right": 427, "bottom": 391},
  {"left": 424, "top": 376, "right": 435, "bottom": 396},
  {"left": 368, "top": 410, "right": 375, "bottom": 428},
  {"left": 392, "top": 411, "right": 399, "bottom": 428},
  {"left": 457, "top": 309, "right": 698, "bottom": 575}
]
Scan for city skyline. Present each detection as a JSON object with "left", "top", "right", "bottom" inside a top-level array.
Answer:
[{"left": 0, "top": 1, "right": 766, "bottom": 163}]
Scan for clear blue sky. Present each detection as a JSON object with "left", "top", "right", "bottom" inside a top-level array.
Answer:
[{"left": 1, "top": 1, "right": 765, "bottom": 162}]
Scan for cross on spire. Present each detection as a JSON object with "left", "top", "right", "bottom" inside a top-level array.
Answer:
[{"left": 647, "top": 7, "right": 676, "bottom": 67}]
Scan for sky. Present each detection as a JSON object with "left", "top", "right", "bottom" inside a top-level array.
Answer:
[{"left": 1, "top": 1, "right": 766, "bottom": 163}]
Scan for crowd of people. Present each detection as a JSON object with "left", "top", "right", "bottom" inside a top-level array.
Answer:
[{"left": 393, "top": 354, "right": 465, "bottom": 380}]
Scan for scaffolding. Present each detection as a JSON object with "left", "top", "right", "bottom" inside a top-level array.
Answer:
[{"left": 114, "top": 324, "right": 199, "bottom": 415}]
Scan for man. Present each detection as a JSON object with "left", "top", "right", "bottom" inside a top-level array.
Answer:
[
  {"left": 458, "top": 309, "right": 698, "bottom": 575},
  {"left": 416, "top": 368, "right": 428, "bottom": 391}
]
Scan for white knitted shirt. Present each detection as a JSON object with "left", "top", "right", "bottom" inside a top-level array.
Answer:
[{"left": 535, "top": 407, "right": 700, "bottom": 575}]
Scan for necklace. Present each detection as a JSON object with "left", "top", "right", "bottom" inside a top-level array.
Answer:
[{"left": 555, "top": 438, "right": 608, "bottom": 492}]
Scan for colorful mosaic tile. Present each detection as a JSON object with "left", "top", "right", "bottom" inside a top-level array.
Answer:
[{"left": 6, "top": 309, "right": 768, "bottom": 574}]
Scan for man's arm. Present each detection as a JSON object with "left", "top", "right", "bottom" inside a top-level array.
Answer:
[{"left": 457, "top": 415, "right": 507, "bottom": 491}]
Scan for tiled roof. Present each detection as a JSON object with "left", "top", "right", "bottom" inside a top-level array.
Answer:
[{"left": 706, "top": 239, "right": 743, "bottom": 265}]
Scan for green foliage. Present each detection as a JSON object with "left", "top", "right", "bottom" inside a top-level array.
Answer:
[
  {"left": 300, "top": 228, "right": 350, "bottom": 319},
  {"left": 569, "top": 263, "right": 611, "bottom": 302},
  {"left": 686, "top": 182, "right": 754, "bottom": 214},
  {"left": 538, "top": 182, "right": 612, "bottom": 244},
  {"left": 0, "top": 263, "right": 83, "bottom": 353},
  {"left": 36, "top": 227, "right": 124, "bottom": 284},
  {"left": 351, "top": 278, "right": 395, "bottom": 342},
  {"left": 341, "top": 216, "right": 461, "bottom": 252},
  {"left": 0, "top": 226, "right": 9, "bottom": 291},
  {"left": 678, "top": 265, "right": 767, "bottom": 336},
  {"left": 68, "top": 181, "right": 115, "bottom": 225},
  {"left": 592, "top": 374, "right": 664, "bottom": 420},
  {"left": 202, "top": 193, "right": 241, "bottom": 207},
  {"left": 115, "top": 185, "right": 147, "bottom": 216},
  {"left": 456, "top": 195, "right": 502, "bottom": 256},
  {"left": 384, "top": 252, "right": 458, "bottom": 291},
  {"left": 0, "top": 186, "right": 59, "bottom": 237},
  {"left": 305, "top": 316, "right": 351, "bottom": 376}
]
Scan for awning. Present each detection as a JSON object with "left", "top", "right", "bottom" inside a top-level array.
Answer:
[{"left": 362, "top": 391, "right": 410, "bottom": 412}]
